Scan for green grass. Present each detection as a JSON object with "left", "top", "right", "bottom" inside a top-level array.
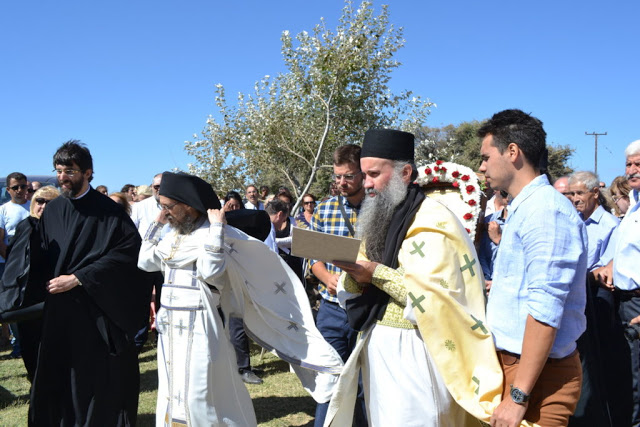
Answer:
[{"left": 0, "top": 339, "right": 316, "bottom": 426}]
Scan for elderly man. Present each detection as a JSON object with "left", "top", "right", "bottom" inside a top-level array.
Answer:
[
  {"left": 480, "top": 110, "right": 587, "bottom": 427},
  {"left": 567, "top": 171, "right": 620, "bottom": 426},
  {"left": 244, "top": 184, "right": 264, "bottom": 210},
  {"left": 29, "top": 141, "right": 150, "bottom": 426},
  {"left": 327, "top": 129, "right": 502, "bottom": 426},
  {"left": 138, "top": 172, "right": 342, "bottom": 426},
  {"left": 595, "top": 139, "right": 640, "bottom": 426}
]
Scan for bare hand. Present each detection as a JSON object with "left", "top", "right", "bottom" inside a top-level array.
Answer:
[
  {"left": 208, "top": 208, "right": 226, "bottom": 225},
  {"left": 485, "top": 280, "right": 492, "bottom": 293},
  {"left": 333, "top": 260, "right": 379, "bottom": 285},
  {"left": 47, "top": 274, "right": 80, "bottom": 294},
  {"left": 487, "top": 221, "right": 502, "bottom": 245},
  {"left": 490, "top": 399, "right": 528, "bottom": 427},
  {"left": 593, "top": 261, "right": 614, "bottom": 290},
  {"left": 323, "top": 273, "right": 340, "bottom": 295},
  {"left": 155, "top": 210, "right": 169, "bottom": 225},
  {"left": 630, "top": 315, "right": 640, "bottom": 325}
]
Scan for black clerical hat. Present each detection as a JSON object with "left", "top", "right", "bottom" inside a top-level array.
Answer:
[
  {"left": 361, "top": 129, "right": 415, "bottom": 163},
  {"left": 159, "top": 172, "right": 221, "bottom": 214}
]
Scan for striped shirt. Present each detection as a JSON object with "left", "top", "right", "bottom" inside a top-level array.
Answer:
[{"left": 309, "top": 195, "right": 360, "bottom": 303}]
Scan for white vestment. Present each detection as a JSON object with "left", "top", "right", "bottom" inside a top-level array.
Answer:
[{"left": 139, "top": 220, "right": 343, "bottom": 427}]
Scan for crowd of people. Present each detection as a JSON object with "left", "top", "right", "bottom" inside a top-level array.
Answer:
[{"left": 0, "top": 108, "right": 639, "bottom": 427}]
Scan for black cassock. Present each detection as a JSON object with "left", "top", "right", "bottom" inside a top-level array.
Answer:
[{"left": 29, "top": 188, "right": 152, "bottom": 427}]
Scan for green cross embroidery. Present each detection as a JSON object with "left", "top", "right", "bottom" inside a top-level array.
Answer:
[
  {"left": 470, "top": 314, "right": 488, "bottom": 334},
  {"left": 410, "top": 241, "right": 426, "bottom": 258},
  {"left": 409, "top": 292, "right": 426, "bottom": 313},
  {"left": 472, "top": 376, "right": 480, "bottom": 395},
  {"left": 444, "top": 339, "right": 456, "bottom": 351},
  {"left": 460, "top": 254, "right": 476, "bottom": 277},
  {"left": 439, "top": 279, "right": 449, "bottom": 289}
]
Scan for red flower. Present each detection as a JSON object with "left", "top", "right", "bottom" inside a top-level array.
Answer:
[
  {"left": 434, "top": 166, "right": 440, "bottom": 172},
  {"left": 440, "top": 166, "right": 447, "bottom": 173},
  {"left": 432, "top": 177, "right": 439, "bottom": 183},
  {"left": 436, "top": 160, "right": 443, "bottom": 165},
  {"left": 451, "top": 171, "right": 460, "bottom": 178},
  {"left": 468, "top": 199, "right": 477, "bottom": 206},
  {"left": 465, "top": 228, "right": 471, "bottom": 234},
  {"left": 461, "top": 175, "right": 470, "bottom": 181},
  {"left": 466, "top": 185, "right": 475, "bottom": 194},
  {"left": 452, "top": 181, "right": 460, "bottom": 188},
  {"left": 425, "top": 167, "right": 432, "bottom": 175},
  {"left": 463, "top": 213, "right": 473, "bottom": 221}
]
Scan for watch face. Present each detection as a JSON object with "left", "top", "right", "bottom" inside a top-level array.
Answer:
[{"left": 510, "top": 386, "right": 528, "bottom": 404}]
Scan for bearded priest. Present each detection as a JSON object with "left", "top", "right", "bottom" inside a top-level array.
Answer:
[{"left": 325, "top": 129, "right": 516, "bottom": 426}]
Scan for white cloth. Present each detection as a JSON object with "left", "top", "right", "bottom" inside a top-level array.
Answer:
[
  {"left": 138, "top": 220, "right": 342, "bottom": 426},
  {"left": 244, "top": 201, "right": 264, "bottom": 210},
  {"left": 130, "top": 196, "right": 171, "bottom": 237},
  {"left": 0, "top": 200, "right": 31, "bottom": 262}
]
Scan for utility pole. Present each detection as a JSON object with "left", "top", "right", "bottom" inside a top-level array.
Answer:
[{"left": 585, "top": 131, "right": 607, "bottom": 175}]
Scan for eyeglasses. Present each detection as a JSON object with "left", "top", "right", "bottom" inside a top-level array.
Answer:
[
  {"left": 35, "top": 198, "right": 51, "bottom": 205},
  {"left": 332, "top": 172, "right": 362, "bottom": 182},
  {"left": 613, "top": 195, "right": 628, "bottom": 203},
  {"left": 160, "top": 202, "right": 179, "bottom": 211},
  {"left": 53, "top": 168, "right": 82, "bottom": 176},
  {"left": 152, "top": 185, "right": 161, "bottom": 191},
  {"left": 303, "top": 201, "right": 316, "bottom": 205},
  {"left": 9, "top": 184, "right": 29, "bottom": 191}
]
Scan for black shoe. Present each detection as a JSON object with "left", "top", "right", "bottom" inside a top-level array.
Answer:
[{"left": 240, "top": 370, "right": 263, "bottom": 385}]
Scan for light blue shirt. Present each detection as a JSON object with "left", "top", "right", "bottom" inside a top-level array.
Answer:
[
  {"left": 612, "top": 201, "right": 640, "bottom": 291},
  {"left": 486, "top": 175, "right": 588, "bottom": 359},
  {"left": 581, "top": 205, "right": 619, "bottom": 271}
]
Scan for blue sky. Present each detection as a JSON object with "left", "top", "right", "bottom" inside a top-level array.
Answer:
[{"left": 1, "top": 0, "right": 637, "bottom": 193}]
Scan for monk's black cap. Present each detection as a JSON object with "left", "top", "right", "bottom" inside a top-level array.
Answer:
[
  {"left": 361, "top": 129, "right": 415, "bottom": 163},
  {"left": 159, "top": 172, "right": 221, "bottom": 214},
  {"left": 225, "top": 209, "right": 271, "bottom": 242}
]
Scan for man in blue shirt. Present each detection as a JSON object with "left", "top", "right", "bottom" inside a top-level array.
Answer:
[
  {"left": 479, "top": 109, "right": 588, "bottom": 427},
  {"left": 567, "top": 170, "right": 620, "bottom": 426},
  {"left": 309, "top": 144, "right": 367, "bottom": 427},
  {"left": 595, "top": 139, "right": 640, "bottom": 426}
]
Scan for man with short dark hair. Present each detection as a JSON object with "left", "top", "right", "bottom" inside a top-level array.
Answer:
[
  {"left": 29, "top": 140, "right": 151, "bottom": 426},
  {"left": 121, "top": 183, "right": 136, "bottom": 202},
  {"left": 0, "top": 171, "right": 31, "bottom": 358},
  {"left": 310, "top": 144, "right": 367, "bottom": 427},
  {"left": 244, "top": 184, "right": 263, "bottom": 210},
  {"left": 479, "top": 109, "right": 588, "bottom": 426}
]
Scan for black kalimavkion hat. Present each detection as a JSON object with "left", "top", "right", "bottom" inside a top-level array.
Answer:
[{"left": 361, "top": 128, "right": 415, "bottom": 163}]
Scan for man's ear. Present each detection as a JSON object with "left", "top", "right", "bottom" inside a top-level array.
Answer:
[{"left": 401, "top": 163, "right": 413, "bottom": 184}]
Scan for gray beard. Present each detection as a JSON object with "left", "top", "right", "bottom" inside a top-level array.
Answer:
[
  {"left": 172, "top": 213, "right": 203, "bottom": 235},
  {"left": 356, "top": 170, "right": 408, "bottom": 263}
]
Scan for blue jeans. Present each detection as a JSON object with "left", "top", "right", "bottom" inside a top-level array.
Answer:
[{"left": 314, "top": 298, "right": 367, "bottom": 427}]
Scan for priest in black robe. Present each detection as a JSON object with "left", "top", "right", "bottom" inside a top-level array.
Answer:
[{"left": 28, "top": 140, "right": 151, "bottom": 426}]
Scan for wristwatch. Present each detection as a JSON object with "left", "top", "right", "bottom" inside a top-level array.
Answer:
[{"left": 510, "top": 385, "right": 530, "bottom": 405}]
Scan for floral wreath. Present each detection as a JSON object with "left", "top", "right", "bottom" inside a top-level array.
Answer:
[{"left": 415, "top": 160, "right": 482, "bottom": 240}]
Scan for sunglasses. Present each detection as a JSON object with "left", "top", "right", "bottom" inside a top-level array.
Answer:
[
  {"left": 10, "top": 184, "right": 29, "bottom": 191},
  {"left": 35, "top": 198, "right": 51, "bottom": 205},
  {"left": 152, "top": 185, "right": 161, "bottom": 190},
  {"left": 303, "top": 201, "right": 316, "bottom": 205}
]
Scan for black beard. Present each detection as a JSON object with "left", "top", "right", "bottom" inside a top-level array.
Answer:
[
  {"left": 356, "top": 172, "right": 408, "bottom": 263},
  {"left": 59, "top": 178, "right": 84, "bottom": 198}
]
